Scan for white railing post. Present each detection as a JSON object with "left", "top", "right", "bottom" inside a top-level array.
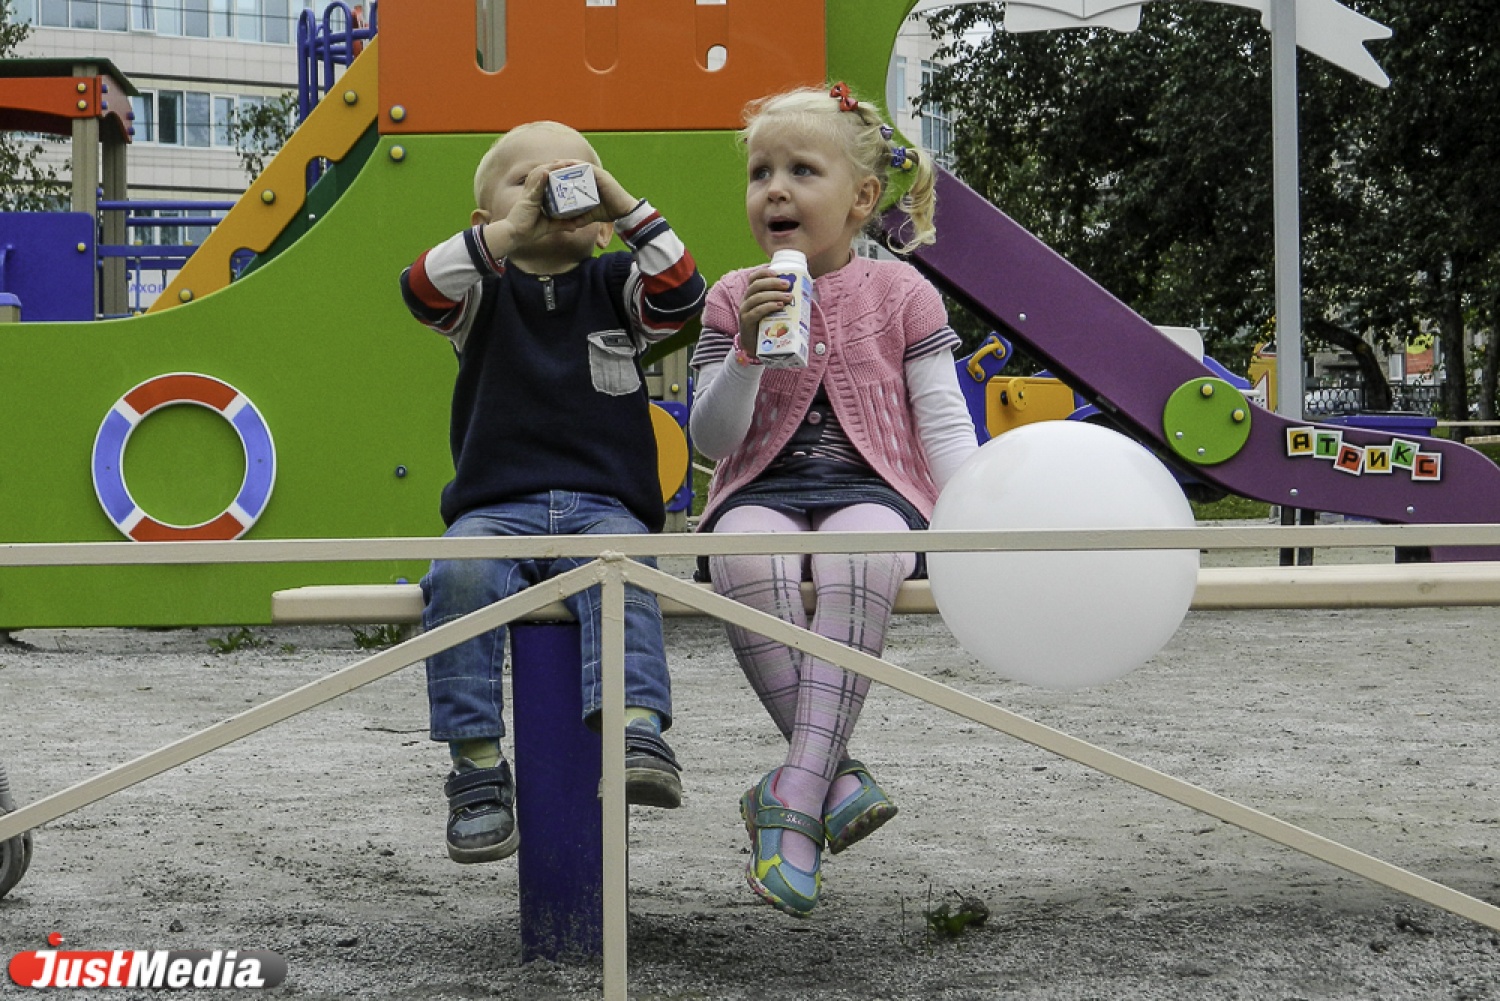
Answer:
[{"left": 598, "top": 556, "right": 630, "bottom": 1001}]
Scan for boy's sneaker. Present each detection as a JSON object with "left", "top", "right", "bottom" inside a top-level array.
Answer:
[
  {"left": 623, "top": 723, "right": 682, "bottom": 809},
  {"left": 444, "top": 758, "right": 520, "bottom": 863}
]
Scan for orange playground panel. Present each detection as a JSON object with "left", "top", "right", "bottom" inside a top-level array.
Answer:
[{"left": 377, "top": 0, "right": 826, "bottom": 134}]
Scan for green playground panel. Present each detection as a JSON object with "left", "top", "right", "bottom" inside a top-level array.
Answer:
[
  {"left": 0, "top": 131, "right": 759, "bottom": 628},
  {"left": 0, "top": 0, "right": 923, "bottom": 628}
]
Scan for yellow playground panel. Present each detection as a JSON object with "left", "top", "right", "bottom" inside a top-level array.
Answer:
[{"left": 985, "top": 375, "right": 1080, "bottom": 436}]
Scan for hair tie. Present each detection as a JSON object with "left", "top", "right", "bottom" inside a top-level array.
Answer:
[
  {"left": 829, "top": 81, "right": 858, "bottom": 113},
  {"left": 890, "top": 146, "right": 918, "bottom": 172}
]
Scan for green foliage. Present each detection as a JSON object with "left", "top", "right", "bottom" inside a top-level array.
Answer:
[
  {"left": 1190, "top": 493, "right": 1272, "bottom": 521},
  {"left": 350, "top": 624, "right": 412, "bottom": 649},
  {"left": 0, "top": 1, "right": 70, "bottom": 211},
  {"left": 1468, "top": 440, "right": 1500, "bottom": 467},
  {"left": 225, "top": 92, "right": 299, "bottom": 178},
  {"left": 207, "top": 626, "right": 269, "bottom": 654},
  {"left": 920, "top": 3, "right": 1500, "bottom": 418},
  {"left": 923, "top": 892, "right": 990, "bottom": 939}
]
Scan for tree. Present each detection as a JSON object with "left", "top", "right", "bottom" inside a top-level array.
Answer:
[
  {"left": 0, "top": 1, "right": 69, "bottom": 211},
  {"left": 225, "top": 92, "right": 299, "bottom": 179},
  {"left": 921, "top": 2, "right": 1500, "bottom": 426}
]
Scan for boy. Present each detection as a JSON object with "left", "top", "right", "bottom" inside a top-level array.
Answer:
[{"left": 399, "top": 121, "right": 706, "bottom": 863}]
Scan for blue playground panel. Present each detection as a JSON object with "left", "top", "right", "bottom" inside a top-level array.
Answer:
[
  {"left": 1322, "top": 412, "right": 1437, "bottom": 438},
  {"left": 0, "top": 213, "right": 96, "bottom": 322}
]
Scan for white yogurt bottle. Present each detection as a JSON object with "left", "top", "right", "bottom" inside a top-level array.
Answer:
[{"left": 755, "top": 249, "right": 812, "bottom": 368}]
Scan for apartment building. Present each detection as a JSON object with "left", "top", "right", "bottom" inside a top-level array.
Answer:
[{"left": 886, "top": 12, "right": 953, "bottom": 169}]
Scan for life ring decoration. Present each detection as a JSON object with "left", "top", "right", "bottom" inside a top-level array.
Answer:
[{"left": 92, "top": 373, "right": 277, "bottom": 542}]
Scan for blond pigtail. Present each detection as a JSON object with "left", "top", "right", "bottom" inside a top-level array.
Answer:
[{"left": 886, "top": 136, "right": 937, "bottom": 254}]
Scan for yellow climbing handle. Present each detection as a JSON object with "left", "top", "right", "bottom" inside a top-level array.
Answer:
[
  {"left": 149, "top": 39, "right": 380, "bottom": 313},
  {"left": 964, "top": 335, "right": 1008, "bottom": 382}
]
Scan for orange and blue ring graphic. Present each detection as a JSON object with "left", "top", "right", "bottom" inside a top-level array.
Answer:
[{"left": 92, "top": 373, "right": 276, "bottom": 542}]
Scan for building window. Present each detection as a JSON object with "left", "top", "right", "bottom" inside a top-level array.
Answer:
[
  {"left": 918, "top": 60, "right": 953, "bottom": 168},
  {"left": 70, "top": 0, "right": 97, "bottom": 28},
  {"left": 100, "top": 0, "right": 127, "bottom": 29},
  {"left": 130, "top": 93, "right": 155, "bottom": 142},
  {"left": 264, "top": 0, "right": 291, "bottom": 44},
  {"left": 183, "top": 0, "right": 210, "bottom": 38},
  {"left": 155, "top": 0, "right": 182, "bottom": 35},
  {"left": 22, "top": 0, "right": 132, "bottom": 30},
  {"left": 14, "top": 0, "right": 313, "bottom": 41},
  {"left": 157, "top": 90, "right": 183, "bottom": 145},
  {"left": 185, "top": 91, "right": 212, "bottom": 147},
  {"left": 889, "top": 54, "right": 908, "bottom": 113},
  {"left": 234, "top": 0, "right": 257, "bottom": 40},
  {"left": 213, "top": 95, "right": 236, "bottom": 145},
  {"left": 132, "top": 90, "right": 262, "bottom": 147}
]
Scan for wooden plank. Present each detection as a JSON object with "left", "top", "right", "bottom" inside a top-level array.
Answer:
[{"left": 270, "top": 560, "right": 1500, "bottom": 624}]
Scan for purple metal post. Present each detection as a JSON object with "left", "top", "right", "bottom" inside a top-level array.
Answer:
[{"left": 510, "top": 622, "right": 603, "bottom": 962}]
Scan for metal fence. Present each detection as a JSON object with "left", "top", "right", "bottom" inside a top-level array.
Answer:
[{"left": 1304, "top": 382, "right": 1446, "bottom": 417}]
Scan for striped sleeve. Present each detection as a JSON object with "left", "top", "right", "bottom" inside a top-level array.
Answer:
[
  {"left": 904, "top": 323, "right": 962, "bottom": 361},
  {"left": 690, "top": 326, "right": 735, "bottom": 369},
  {"left": 398, "top": 226, "right": 503, "bottom": 342},
  {"left": 615, "top": 200, "right": 707, "bottom": 343},
  {"left": 688, "top": 272, "right": 748, "bottom": 370},
  {"left": 897, "top": 266, "right": 959, "bottom": 361}
]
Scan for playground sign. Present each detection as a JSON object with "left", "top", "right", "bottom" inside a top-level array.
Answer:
[{"left": 1286, "top": 427, "right": 1443, "bottom": 482}]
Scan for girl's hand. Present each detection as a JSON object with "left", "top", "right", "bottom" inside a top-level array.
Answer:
[{"left": 738, "top": 269, "right": 793, "bottom": 351}]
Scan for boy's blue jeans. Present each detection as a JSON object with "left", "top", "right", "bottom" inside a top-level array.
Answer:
[{"left": 420, "top": 491, "right": 672, "bottom": 741}]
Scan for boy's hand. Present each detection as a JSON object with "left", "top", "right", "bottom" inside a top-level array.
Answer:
[
  {"left": 738, "top": 269, "right": 793, "bottom": 351},
  {"left": 482, "top": 159, "right": 607, "bottom": 256},
  {"left": 485, "top": 160, "right": 639, "bottom": 262},
  {"left": 586, "top": 163, "right": 640, "bottom": 221},
  {"left": 507, "top": 160, "right": 593, "bottom": 241}
]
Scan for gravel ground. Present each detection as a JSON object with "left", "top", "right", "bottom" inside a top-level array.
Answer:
[{"left": 3, "top": 539, "right": 1500, "bottom": 999}]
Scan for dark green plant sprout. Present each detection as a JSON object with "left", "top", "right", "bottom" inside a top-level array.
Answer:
[
  {"left": 924, "top": 890, "right": 990, "bottom": 939},
  {"left": 351, "top": 624, "right": 412, "bottom": 650},
  {"left": 207, "top": 627, "right": 269, "bottom": 654}
]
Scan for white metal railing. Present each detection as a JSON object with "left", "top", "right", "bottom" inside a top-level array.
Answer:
[{"left": 5, "top": 523, "right": 1500, "bottom": 1001}]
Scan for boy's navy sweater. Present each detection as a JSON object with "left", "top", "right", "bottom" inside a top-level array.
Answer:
[
  {"left": 439, "top": 253, "right": 665, "bottom": 531},
  {"left": 401, "top": 203, "right": 705, "bottom": 533}
]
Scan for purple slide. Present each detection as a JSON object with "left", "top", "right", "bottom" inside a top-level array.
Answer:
[{"left": 887, "top": 169, "right": 1500, "bottom": 562}]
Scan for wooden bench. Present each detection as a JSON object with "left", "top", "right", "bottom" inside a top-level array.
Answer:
[{"left": 271, "top": 560, "right": 1500, "bottom": 624}]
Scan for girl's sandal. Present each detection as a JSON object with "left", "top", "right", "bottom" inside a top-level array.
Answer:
[
  {"left": 740, "top": 769, "right": 825, "bottom": 917},
  {"left": 823, "top": 758, "right": 898, "bottom": 855}
]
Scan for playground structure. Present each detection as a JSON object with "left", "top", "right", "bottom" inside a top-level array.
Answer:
[
  {"left": 0, "top": 7, "right": 380, "bottom": 322},
  {"left": 0, "top": 56, "right": 135, "bottom": 319},
  {"left": 898, "top": 172, "right": 1500, "bottom": 564}
]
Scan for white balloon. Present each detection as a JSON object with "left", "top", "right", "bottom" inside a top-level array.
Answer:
[{"left": 928, "top": 421, "right": 1199, "bottom": 690}]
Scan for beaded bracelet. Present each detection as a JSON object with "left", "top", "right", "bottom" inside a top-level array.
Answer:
[{"left": 732, "top": 335, "right": 763, "bottom": 367}]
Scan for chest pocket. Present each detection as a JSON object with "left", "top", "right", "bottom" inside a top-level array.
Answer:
[{"left": 587, "top": 329, "right": 641, "bottom": 396}]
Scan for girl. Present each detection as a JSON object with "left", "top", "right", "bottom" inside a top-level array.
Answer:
[{"left": 689, "top": 83, "right": 979, "bottom": 915}]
